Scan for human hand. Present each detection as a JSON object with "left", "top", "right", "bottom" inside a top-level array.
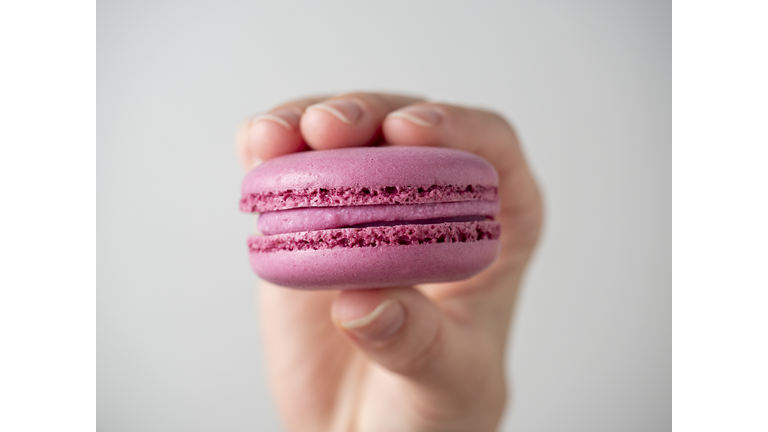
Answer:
[{"left": 237, "top": 92, "right": 543, "bottom": 432}]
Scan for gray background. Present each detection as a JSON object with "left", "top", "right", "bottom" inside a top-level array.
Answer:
[{"left": 98, "top": 0, "right": 670, "bottom": 430}]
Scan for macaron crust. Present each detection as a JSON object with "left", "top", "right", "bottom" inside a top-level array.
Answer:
[{"left": 241, "top": 146, "right": 502, "bottom": 289}]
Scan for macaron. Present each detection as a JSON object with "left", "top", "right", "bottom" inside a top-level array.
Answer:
[{"left": 240, "top": 146, "right": 501, "bottom": 289}]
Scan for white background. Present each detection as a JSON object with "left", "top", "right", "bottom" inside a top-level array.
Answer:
[{"left": 94, "top": 1, "right": 670, "bottom": 430}]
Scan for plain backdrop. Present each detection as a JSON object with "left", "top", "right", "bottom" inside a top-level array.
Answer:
[{"left": 97, "top": 0, "right": 670, "bottom": 430}]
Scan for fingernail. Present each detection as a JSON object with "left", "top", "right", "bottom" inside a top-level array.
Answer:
[
  {"left": 388, "top": 106, "right": 441, "bottom": 127},
  {"left": 250, "top": 110, "right": 300, "bottom": 132},
  {"left": 306, "top": 100, "right": 363, "bottom": 125},
  {"left": 340, "top": 299, "right": 405, "bottom": 342}
]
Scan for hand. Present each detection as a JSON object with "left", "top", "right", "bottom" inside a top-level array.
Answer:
[{"left": 236, "top": 92, "right": 543, "bottom": 432}]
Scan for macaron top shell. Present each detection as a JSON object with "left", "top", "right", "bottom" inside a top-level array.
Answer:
[{"left": 240, "top": 147, "right": 499, "bottom": 212}]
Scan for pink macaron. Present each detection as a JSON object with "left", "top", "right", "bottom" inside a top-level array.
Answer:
[{"left": 240, "top": 146, "right": 501, "bottom": 289}]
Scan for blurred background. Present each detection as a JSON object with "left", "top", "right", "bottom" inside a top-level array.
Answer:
[{"left": 97, "top": 0, "right": 670, "bottom": 430}]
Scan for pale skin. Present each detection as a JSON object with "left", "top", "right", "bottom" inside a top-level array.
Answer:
[{"left": 236, "top": 92, "right": 543, "bottom": 432}]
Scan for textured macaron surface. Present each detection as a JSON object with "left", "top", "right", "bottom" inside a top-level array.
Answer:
[
  {"left": 240, "top": 147, "right": 499, "bottom": 212},
  {"left": 248, "top": 220, "right": 501, "bottom": 253}
]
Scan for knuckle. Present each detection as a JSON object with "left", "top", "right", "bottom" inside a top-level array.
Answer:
[
  {"left": 486, "top": 109, "right": 513, "bottom": 127},
  {"left": 334, "top": 91, "right": 377, "bottom": 103},
  {"left": 274, "top": 95, "right": 329, "bottom": 112},
  {"left": 334, "top": 92, "right": 422, "bottom": 112}
]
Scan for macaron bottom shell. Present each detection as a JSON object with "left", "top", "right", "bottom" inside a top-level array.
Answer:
[
  {"left": 250, "top": 236, "right": 501, "bottom": 290},
  {"left": 248, "top": 220, "right": 501, "bottom": 289}
]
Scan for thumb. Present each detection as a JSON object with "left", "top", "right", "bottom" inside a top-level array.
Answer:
[{"left": 330, "top": 287, "right": 502, "bottom": 401}]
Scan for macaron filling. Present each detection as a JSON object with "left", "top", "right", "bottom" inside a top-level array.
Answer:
[{"left": 257, "top": 200, "right": 500, "bottom": 235}]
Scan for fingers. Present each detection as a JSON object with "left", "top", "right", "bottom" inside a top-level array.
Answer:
[
  {"left": 237, "top": 93, "right": 422, "bottom": 170},
  {"left": 300, "top": 93, "right": 422, "bottom": 150},
  {"left": 236, "top": 96, "right": 327, "bottom": 170},
  {"left": 330, "top": 287, "right": 505, "bottom": 413}
]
